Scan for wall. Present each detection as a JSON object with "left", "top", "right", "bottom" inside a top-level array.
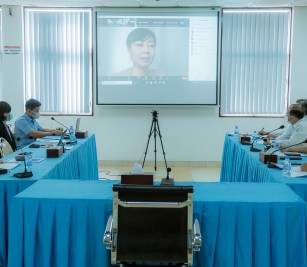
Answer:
[{"left": 1, "top": 6, "right": 307, "bottom": 164}]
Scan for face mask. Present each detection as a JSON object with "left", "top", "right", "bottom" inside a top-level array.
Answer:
[
  {"left": 33, "top": 112, "right": 40, "bottom": 119},
  {"left": 6, "top": 113, "right": 13, "bottom": 121},
  {"left": 284, "top": 116, "right": 291, "bottom": 124}
]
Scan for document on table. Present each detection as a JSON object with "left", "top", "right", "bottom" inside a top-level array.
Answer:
[
  {"left": 5, "top": 158, "right": 45, "bottom": 164},
  {"left": 0, "top": 162, "right": 21, "bottom": 170},
  {"left": 290, "top": 166, "right": 307, "bottom": 178}
]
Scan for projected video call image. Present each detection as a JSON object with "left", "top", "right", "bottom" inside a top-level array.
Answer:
[
  {"left": 98, "top": 26, "right": 189, "bottom": 77},
  {"left": 96, "top": 10, "right": 219, "bottom": 105}
]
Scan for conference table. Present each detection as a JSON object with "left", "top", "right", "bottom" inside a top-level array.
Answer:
[
  {"left": 0, "top": 134, "right": 98, "bottom": 267},
  {"left": 8, "top": 179, "right": 307, "bottom": 267},
  {"left": 220, "top": 134, "right": 307, "bottom": 201}
]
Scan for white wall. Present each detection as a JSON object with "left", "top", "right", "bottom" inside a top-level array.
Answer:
[{"left": 1, "top": 6, "right": 307, "bottom": 163}]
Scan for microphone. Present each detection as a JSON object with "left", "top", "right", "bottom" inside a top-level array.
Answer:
[
  {"left": 14, "top": 137, "right": 33, "bottom": 178},
  {"left": 250, "top": 125, "right": 285, "bottom": 152},
  {"left": 259, "top": 125, "right": 285, "bottom": 136},
  {"left": 160, "top": 167, "right": 174, "bottom": 186},
  {"left": 267, "top": 140, "right": 307, "bottom": 168},
  {"left": 51, "top": 117, "right": 69, "bottom": 131},
  {"left": 250, "top": 136, "right": 266, "bottom": 152},
  {"left": 57, "top": 129, "right": 69, "bottom": 153}
]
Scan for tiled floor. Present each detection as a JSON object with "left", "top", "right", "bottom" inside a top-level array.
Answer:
[{"left": 99, "top": 165, "right": 221, "bottom": 182}]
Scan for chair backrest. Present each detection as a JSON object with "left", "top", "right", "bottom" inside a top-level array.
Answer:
[
  {"left": 0, "top": 137, "right": 13, "bottom": 157},
  {"left": 112, "top": 184, "right": 194, "bottom": 265},
  {"left": 120, "top": 174, "right": 154, "bottom": 185}
]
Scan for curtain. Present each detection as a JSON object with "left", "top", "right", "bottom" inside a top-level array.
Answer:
[
  {"left": 220, "top": 8, "right": 291, "bottom": 116},
  {"left": 24, "top": 8, "right": 92, "bottom": 115}
]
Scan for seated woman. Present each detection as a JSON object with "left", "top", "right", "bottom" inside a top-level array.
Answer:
[{"left": 0, "top": 101, "right": 17, "bottom": 156}]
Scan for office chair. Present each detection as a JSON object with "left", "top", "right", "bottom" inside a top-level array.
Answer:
[
  {"left": 0, "top": 137, "right": 13, "bottom": 158},
  {"left": 103, "top": 184, "right": 202, "bottom": 267}
]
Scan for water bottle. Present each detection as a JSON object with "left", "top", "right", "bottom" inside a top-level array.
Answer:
[
  {"left": 252, "top": 130, "right": 258, "bottom": 142},
  {"left": 282, "top": 156, "right": 291, "bottom": 177},
  {"left": 24, "top": 152, "right": 32, "bottom": 173},
  {"left": 69, "top": 126, "right": 77, "bottom": 144},
  {"left": 234, "top": 126, "right": 239, "bottom": 138}
]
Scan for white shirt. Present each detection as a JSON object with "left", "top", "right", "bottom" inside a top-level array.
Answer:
[
  {"left": 275, "top": 118, "right": 307, "bottom": 147},
  {"left": 272, "top": 124, "right": 289, "bottom": 137}
]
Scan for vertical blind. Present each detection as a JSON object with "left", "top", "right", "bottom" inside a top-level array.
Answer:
[
  {"left": 220, "top": 8, "right": 291, "bottom": 116},
  {"left": 0, "top": 9, "right": 2, "bottom": 99},
  {"left": 24, "top": 8, "right": 92, "bottom": 115}
]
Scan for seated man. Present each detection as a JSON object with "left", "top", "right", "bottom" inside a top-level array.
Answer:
[
  {"left": 14, "top": 99, "right": 63, "bottom": 148},
  {"left": 258, "top": 99, "right": 307, "bottom": 138},
  {"left": 264, "top": 104, "right": 307, "bottom": 147}
]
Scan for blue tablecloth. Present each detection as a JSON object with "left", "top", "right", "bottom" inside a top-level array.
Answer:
[
  {"left": 8, "top": 180, "right": 307, "bottom": 267},
  {"left": 220, "top": 134, "right": 307, "bottom": 201},
  {"left": 0, "top": 134, "right": 98, "bottom": 267}
]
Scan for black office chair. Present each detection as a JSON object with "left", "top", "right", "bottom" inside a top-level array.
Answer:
[{"left": 103, "top": 184, "right": 202, "bottom": 267}]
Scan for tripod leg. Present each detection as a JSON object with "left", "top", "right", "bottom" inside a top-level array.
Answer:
[
  {"left": 155, "top": 120, "right": 168, "bottom": 170},
  {"left": 142, "top": 119, "right": 155, "bottom": 169},
  {"left": 153, "top": 118, "right": 157, "bottom": 171}
]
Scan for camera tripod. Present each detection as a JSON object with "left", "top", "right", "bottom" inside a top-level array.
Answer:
[{"left": 142, "top": 111, "right": 172, "bottom": 185}]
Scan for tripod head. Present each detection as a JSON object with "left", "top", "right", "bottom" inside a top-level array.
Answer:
[{"left": 151, "top": 110, "right": 158, "bottom": 118}]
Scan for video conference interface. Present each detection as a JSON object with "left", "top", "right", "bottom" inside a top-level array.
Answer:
[{"left": 96, "top": 9, "right": 219, "bottom": 105}]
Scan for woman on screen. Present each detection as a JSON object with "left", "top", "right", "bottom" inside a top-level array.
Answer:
[{"left": 115, "top": 28, "right": 165, "bottom": 76}]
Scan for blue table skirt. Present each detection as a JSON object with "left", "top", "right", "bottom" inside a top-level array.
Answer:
[
  {"left": 0, "top": 134, "right": 98, "bottom": 267},
  {"left": 8, "top": 180, "right": 307, "bottom": 267},
  {"left": 0, "top": 179, "right": 36, "bottom": 267},
  {"left": 221, "top": 134, "right": 307, "bottom": 201}
]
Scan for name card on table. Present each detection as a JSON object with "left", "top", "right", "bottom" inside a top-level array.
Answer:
[
  {"left": 47, "top": 146, "right": 64, "bottom": 158},
  {"left": 75, "top": 131, "right": 88, "bottom": 138},
  {"left": 259, "top": 151, "right": 277, "bottom": 164}
]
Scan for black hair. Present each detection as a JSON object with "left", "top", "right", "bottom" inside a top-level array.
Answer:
[
  {"left": 126, "top": 28, "right": 156, "bottom": 48},
  {"left": 0, "top": 101, "right": 11, "bottom": 121},
  {"left": 25, "top": 98, "right": 41, "bottom": 111},
  {"left": 289, "top": 104, "right": 304, "bottom": 119}
]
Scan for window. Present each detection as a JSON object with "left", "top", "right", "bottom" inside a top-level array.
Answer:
[
  {"left": 0, "top": 9, "right": 2, "bottom": 99},
  {"left": 24, "top": 8, "right": 92, "bottom": 115},
  {"left": 220, "top": 8, "right": 291, "bottom": 117}
]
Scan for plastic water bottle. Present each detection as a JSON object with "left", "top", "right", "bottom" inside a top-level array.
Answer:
[
  {"left": 282, "top": 156, "right": 291, "bottom": 177},
  {"left": 69, "top": 126, "right": 77, "bottom": 144},
  {"left": 234, "top": 126, "right": 239, "bottom": 138},
  {"left": 252, "top": 130, "right": 258, "bottom": 142},
  {"left": 25, "top": 152, "right": 32, "bottom": 173}
]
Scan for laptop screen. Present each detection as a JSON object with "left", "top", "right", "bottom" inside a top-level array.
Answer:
[{"left": 75, "top": 118, "right": 81, "bottom": 132}]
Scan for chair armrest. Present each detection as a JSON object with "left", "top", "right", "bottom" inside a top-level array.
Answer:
[
  {"left": 103, "top": 215, "right": 113, "bottom": 249},
  {"left": 193, "top": 218, "right": 202, "bottom": 252}
]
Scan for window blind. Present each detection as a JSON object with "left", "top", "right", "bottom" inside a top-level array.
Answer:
[
  {"left": 220, "top": 8, "right": 291, "bottom": 117},
  {"left": 24, "top": 8, "right": 92, "bottom": 115}
]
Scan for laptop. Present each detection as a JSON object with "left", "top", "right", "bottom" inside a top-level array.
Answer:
[{"left": 75, "top": 117, "right": 81, "bottom": 132}]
